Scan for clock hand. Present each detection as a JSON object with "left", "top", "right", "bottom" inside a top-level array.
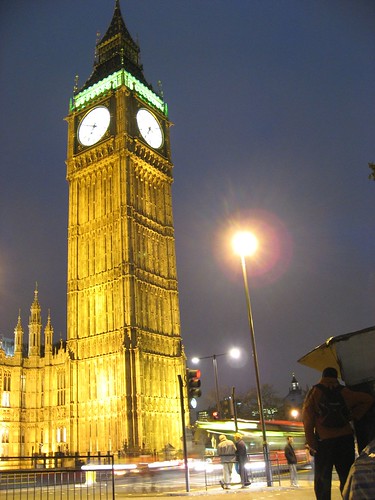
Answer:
[
  {"left": 88, "top": 124, "right": 98, "bottom": 136},
  {"left": 82, "top": 123, "right": 97, "bottom": 131}
]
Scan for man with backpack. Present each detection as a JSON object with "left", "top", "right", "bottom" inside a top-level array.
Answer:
[{"left": 302, "top": 367, "right": 374, "bottom": 500}]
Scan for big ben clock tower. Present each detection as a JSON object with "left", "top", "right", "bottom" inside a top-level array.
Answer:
[{"left": 66, "top": 1, "right": 185, "bottom": 454}]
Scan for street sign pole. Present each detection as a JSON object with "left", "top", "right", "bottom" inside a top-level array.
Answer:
[
  {"left": 232, "top": 386, "right": 238, "bottom": 432},
  {"left": 178, "top": 374, "right": 190, "bottom": 492}
]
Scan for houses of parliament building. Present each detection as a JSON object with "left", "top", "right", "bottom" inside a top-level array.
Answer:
[{"left": 0, "top": 1, "right": 186, "bottom": 458}]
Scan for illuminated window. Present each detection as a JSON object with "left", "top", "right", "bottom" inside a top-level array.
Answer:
[
  {"left": 56, "top": 427, "right": 66, "bottom": 443},
  {"left": 2, "top": 428, "right": 9, "bottom": 443},
  {"left": 57, "top": 371, "right": 66, "bottom": 406},
  {"left": 3, "top": 371, "right": 10, "bottom": 391},
  {"left": 2, "top": 371, "right": 11, "bottom": 407},
  {"left": 2, "top": 393, "right": 10, "bottom": 407},
  {"left": 21, "top": 374, "right": 26, "bottom": 408}
]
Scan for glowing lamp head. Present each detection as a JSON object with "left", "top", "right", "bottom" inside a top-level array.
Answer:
[
  {"left": 229, "top": 347, "right": 240, "bottom": 359},
  {"left": 290, "top": 409, "right": 299, "bottom": 419},
  {"left": 232, "top": 231, "right": 258, "bottom": 257}
]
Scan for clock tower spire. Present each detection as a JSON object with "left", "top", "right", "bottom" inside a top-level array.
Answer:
[{"left": 81, "top": 0, "right": 149, "bottom": 91}]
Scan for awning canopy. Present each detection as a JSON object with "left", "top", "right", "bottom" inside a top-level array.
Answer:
[
  {"left": 298, "top": 326, "right": 375, "bottom": 386},
  {"left": 298, "top": 338, "right": 341, "bottom": 376}
]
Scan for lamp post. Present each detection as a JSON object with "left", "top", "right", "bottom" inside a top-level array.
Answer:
[
  {"left": 192, "top": 348, "right": 240, "bottom": 418},
  {"left": 232, "top": 231, "right": 273, "bottom": 486}
]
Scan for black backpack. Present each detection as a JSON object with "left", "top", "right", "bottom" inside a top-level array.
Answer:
[{"left": 315, "top": 383, "right": 351, "bottom": 428}]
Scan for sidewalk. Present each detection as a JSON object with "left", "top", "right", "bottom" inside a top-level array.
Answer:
[{"left": 118, "top": 478, "right": 342, "bottom": 499}]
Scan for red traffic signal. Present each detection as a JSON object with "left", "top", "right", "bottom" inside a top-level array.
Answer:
[{"left": 186, "top": 368, "right": 202, "bottom": 399}]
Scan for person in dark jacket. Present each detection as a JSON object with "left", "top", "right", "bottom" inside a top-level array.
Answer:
[
  {"left": 234, "top": 433, "right": 250, "bottom": 488},
  {"left": 302, "top": 366, "right": 374, "bottom": 500},
  {"left": 284, "top": 436, "right": 298, "bottom": 487}
]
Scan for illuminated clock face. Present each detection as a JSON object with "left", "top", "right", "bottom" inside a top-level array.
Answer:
[
  {"left": 136, "top": 108, "right": 163, "bottom": 149},
  {"left": 78, "top": 106, "right": 111, "bottom": 146}
]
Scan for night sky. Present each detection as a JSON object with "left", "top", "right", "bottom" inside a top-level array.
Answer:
[{"left": 1, "top": 1, "right": 374, "bottom": 408}]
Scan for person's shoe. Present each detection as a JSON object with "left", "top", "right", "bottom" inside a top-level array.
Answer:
[{"left": 219, "top": 480, "right": 224, "bottom": 489}]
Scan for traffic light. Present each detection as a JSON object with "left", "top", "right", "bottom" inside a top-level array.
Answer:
[
  {"left": 222, "top": 397, "right": 234, "bottom": 418},
  {"left": 222, "top": 399, "right": 229, "bottom": 418},
  {"left": 186, "top": 368, "right": 202, "bottom": 403}
]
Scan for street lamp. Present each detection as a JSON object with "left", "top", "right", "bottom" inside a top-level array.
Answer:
[
  {"left": 191, "top": 348, "right": 240, "bottom": 417},
  {"left": 232, "top": 231, "right": 273, "bottom": 486},
  {"left": 290, "top": 408, "right": 299, "bottom": 420}
]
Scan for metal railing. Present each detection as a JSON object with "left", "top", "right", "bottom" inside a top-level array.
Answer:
[
  {"left": 0, "top": 455, "right": 115, "bottom": 499},
  {"left": 0, "top": 452, "right": 289, "bottom": 497}
]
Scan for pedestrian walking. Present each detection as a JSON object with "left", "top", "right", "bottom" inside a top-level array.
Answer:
[
  {"left": 302, "top": 366, "right": 374, "bottom": 500},
  {"left": 284, "top": 436, "right": 298, "bottom": 487},
  {"left": 234, "top": 433, "right": 251, "bottom": 488},
  {"left": 217, "top": 434, "right": 236, "bottom": 489}
]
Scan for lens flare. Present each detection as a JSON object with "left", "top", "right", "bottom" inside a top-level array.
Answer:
[{"left": 217, "top": 209, "right": 293, "bottom": 287}]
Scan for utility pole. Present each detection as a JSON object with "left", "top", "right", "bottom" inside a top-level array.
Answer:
[{"left": 178, "top": 374, "right": 190, "bottom": 492}]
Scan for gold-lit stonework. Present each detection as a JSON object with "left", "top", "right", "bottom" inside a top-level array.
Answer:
[
  {"left": 0, "top": 1, "right": 186, "bottom": 458},
  {"left": 66, "top": 0, "right": 186, "bottom": 455}
]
